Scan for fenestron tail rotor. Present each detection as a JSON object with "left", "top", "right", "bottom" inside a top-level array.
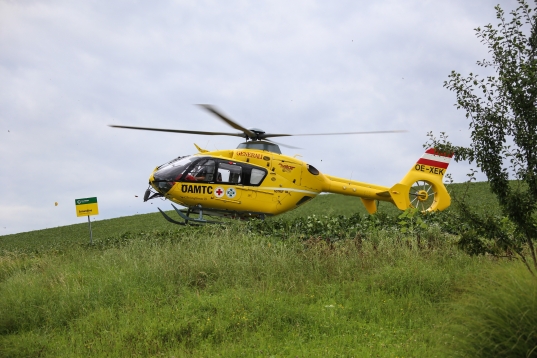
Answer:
[{"left": 409, "top": 180, "right": 436, "bottom": 211}]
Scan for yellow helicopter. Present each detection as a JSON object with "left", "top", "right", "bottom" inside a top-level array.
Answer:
[{"left": 110, "top": 105, "right": 453, "bottom": 225}]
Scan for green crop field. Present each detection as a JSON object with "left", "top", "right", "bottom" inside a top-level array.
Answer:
[{"left": 1, "top": 181, "right": 535, "bottom": 357}]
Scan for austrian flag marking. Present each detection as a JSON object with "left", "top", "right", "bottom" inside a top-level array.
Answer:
[
  {"left": 215, "top": 186, "right": 225, "bottom": 198},
  {"left": 417, "top": 148, "right": 453, "bottom": 169}
]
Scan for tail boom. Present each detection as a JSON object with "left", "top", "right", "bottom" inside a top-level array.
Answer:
[
  {"left": 321, "top": 175, "right": 394, "bottom": 214},
  {"left": 320, "top": 149, "right": 453, "bottom": 214},
  {"left": 391, "top": 148, "right": 453, "bottom": 212}
]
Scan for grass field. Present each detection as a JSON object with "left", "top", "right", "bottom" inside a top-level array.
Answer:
[{"left": 1, "top": 181, "right": 533, "bottom": 357}]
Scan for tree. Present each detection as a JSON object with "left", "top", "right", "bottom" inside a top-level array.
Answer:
[{"left": 427, "top": 0, "right": 537, "bottom": 274}]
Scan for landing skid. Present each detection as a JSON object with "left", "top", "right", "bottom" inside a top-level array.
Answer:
[
  {"left": 186, "top": 207, "right": 268, "bottom": 220},
  {"left": 158, "top": 204, "right": 223, "bottom": 225},
  {"left": 157, "top": 204, "right": 269, "bottom": 225}
]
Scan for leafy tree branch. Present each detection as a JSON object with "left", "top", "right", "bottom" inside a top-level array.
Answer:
[{"left": 426, "top": 0, "right": 537, "bottom": 274}]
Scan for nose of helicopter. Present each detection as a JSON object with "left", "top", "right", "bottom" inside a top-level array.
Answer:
[
  {"left": 150, "top": 171, "right": 174, "bottom": 195},
  {"left": 148, "top": 155, "right": 194, "bottom": 195}
]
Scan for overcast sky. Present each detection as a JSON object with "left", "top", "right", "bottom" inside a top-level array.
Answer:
[{"left": 1, "top": 0, "right": 517, "bottom": 235}]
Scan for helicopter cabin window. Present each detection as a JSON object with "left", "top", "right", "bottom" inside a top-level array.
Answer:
[
  {"left": 217, "top": 163, "right": 242, "bottom": 184},
  {"left": 250, "top": 168, "right": 265, "bottom": 185},
  {"left": 184, "top": 159, "right": 216, "bottom": 182},
  {"left": 214, "top": 161, "right": 267, "bottom": 186}
]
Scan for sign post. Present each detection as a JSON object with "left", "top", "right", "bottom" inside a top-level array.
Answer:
[{"left": 75, "top": 197, "right": 99, "bottom": 244}]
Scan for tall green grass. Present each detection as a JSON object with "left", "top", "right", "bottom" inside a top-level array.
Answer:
[
  {"left": 445, "top": 264, "right": 537, "bottom": 357},
  {"left": 0, "top": 224, "right": 490, "bottom": 357}
]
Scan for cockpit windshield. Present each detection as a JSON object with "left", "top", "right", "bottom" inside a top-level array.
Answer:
[
  {"left": 153, "top": 156, "right": 194, "bottom": 183},
  {"left": 152, "top": 156, "right": 218, "bottom": 192}
]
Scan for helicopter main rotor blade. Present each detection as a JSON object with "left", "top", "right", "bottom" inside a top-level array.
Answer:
[
  {"left": 197, "top": 104, "right": 257, "bottom": 139},
  {"left": 259, "top": 130, "right": 407, "bottom": 139},
  {"left": 108, "top": 125, "right": 246, "bottom": 138}
]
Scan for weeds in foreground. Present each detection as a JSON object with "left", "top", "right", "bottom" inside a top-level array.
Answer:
[
  {"left": 0, "top": 223, "right": 485, "bottom": 357},
  {"left": 444, "top": 264, "right": 537, "bottom": 357},
  {"left": 1, "top": 208, "right": 534, "bottom": 357}
]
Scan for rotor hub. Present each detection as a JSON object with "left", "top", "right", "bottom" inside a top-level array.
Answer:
[
  {"left": 416, "top": 190, "right": 429, "bottom": 202},
  {"left": 247, "top": 127, "right": 265, "bottom": 140}
]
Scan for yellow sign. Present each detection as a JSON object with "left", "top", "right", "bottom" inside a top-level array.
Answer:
[{"left": 75, "top": 197, "right": 99, "bottom": 217}]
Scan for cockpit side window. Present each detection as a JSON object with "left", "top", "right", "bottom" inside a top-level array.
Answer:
[{"left": 183, "top": 159, "right": 216, "bottom": 182}]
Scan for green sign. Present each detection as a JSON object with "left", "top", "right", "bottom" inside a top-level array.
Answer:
[
  {"left": 75, "top": 197, "right": 99, "bottom": 217},
  {"left": 75, "top": 197, "right": 97, "bottom": 205}
]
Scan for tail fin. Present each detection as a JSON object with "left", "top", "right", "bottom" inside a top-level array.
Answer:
[{"left": 389, "top": 149, "right": 453, "bottom": 212}]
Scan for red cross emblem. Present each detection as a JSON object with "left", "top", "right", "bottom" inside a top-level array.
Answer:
[{"left": 215, "top": 186, "right": 225, "bottom": 198}]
